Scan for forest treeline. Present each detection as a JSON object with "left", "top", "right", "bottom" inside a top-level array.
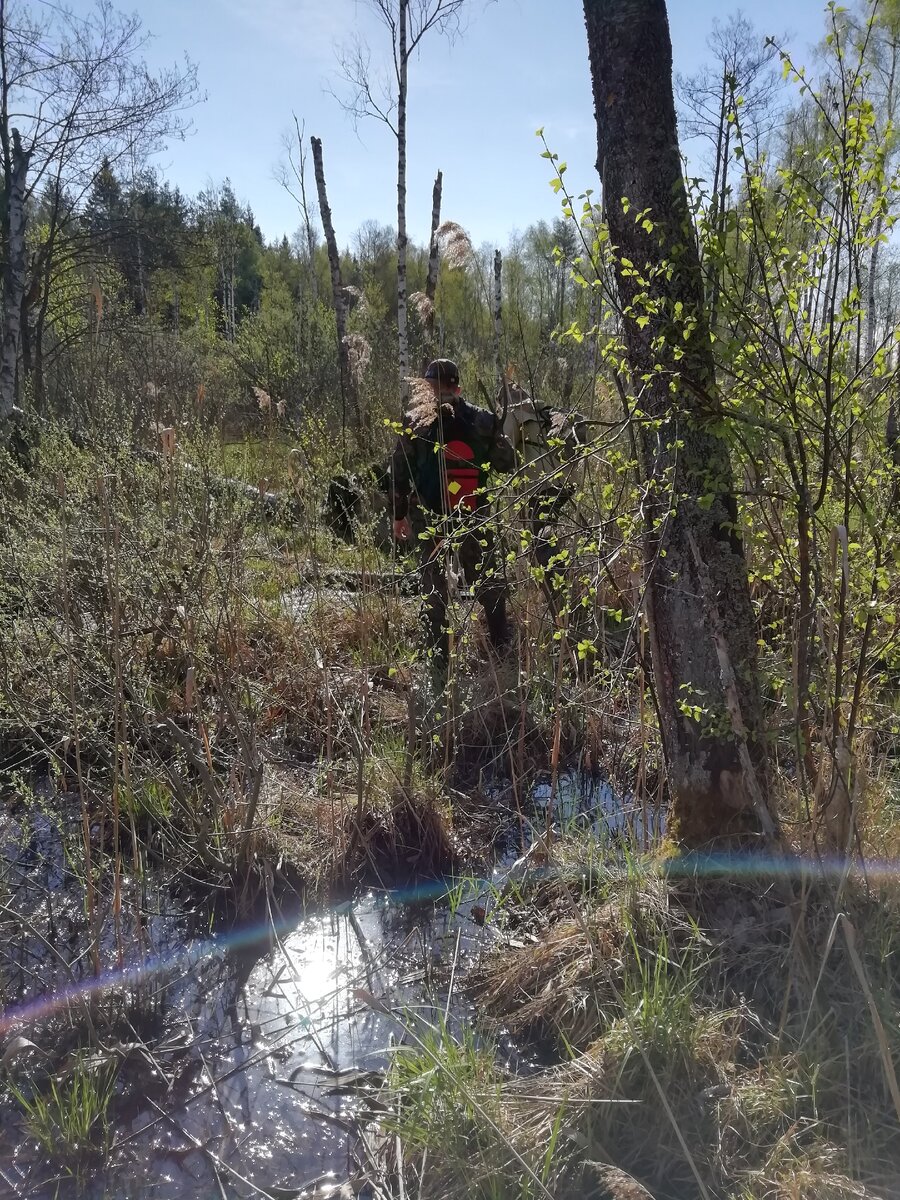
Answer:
[
  {"left": 17, "top": 141, "right": 593, "bottom": 459},
  {"left": 7, "top": 1, "right": 900, "bottom": 464}
]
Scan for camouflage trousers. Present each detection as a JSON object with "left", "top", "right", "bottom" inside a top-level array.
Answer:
[{"left": 413, "top": 508, "right": 510, "bottom": 666}]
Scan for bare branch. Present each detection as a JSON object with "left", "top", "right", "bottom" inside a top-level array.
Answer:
[
  {"left": 1, "top": 0, "right": 199, "bottom": 203},
  {"left": 330, "top": 35, "right": 398, "bottom": 138},
  {"left": 406, "top": 0, "right": 467, "bottom": 56},
  {"left": 275, "top": 112, "right": 319, "bottom": 296}
]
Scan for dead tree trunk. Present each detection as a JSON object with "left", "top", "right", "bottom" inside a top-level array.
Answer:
[
  {"left": 493, "top": 249, "right": 504, "bottom": 384},
  {"left": 0, "top": 128, "right": 30, "bottom": 426},
  {"left": 310, "top": 135, "right": 362, "bottom": 442},
  {"left": 493, "top": 249, "right": 511, "bottom": 424},
  {"left": 396, "top": 0, "right": 410, "bottom": 403},
  {"left": 424, "top": 168, "right": 442, "bottom": 349},
  {"left": 584, "top": 0, "right": 772, "bottom": 846}
]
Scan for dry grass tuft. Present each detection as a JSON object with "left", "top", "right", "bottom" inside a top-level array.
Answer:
[
  {"left": 264, "top": 770, "right": 457, "bottom": 894},
  {"left": 473, "top": 874, "right": 676, "bottom": 1050},
  {"left": 475, "top": 904, "right": 624, "bottom": 1046},
  {"left": 377, "top": 845, "right": 900, "bottom": 1200},
  {"left": 573, "top": 1163, "right": 657, "bottom": 1199},
  {"left": 715, "top": 1064, "right": 884, "bottom": 1199},
  {"left": 405, "top": 376, "right": 444, "bottom": 429},
  {"left": 304, "top": 590, "right": 417, "bottom": 664},
  {"left": 409, "top": 290, "right": 435, "bottom": 323},
  {"left": 342, "top": 331, "right": 372, "bottom": 387},
  {"left": 340, "top": 788, "right": 458, "bottom": 887},
  {"left": 436, "top": 220, "right": 474, "bottom": 269}
]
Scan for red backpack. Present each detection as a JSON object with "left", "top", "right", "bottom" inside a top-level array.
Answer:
[{"left": 444, "top": 439, "right": 480, "bottom": 511}]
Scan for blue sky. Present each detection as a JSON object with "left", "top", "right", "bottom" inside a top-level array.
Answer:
[{"left": 92, "top": 0, "right": 830, "bottom": 250}]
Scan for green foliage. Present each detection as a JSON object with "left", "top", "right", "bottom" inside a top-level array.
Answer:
[
  {"left": 9, "top": 1054, "right": 117, "bottom": 1170},
  {"left": 387, "top": 1018, "right": 503, "bottom": 1152}
]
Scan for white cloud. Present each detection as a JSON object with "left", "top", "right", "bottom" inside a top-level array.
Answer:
[{"left": 222, "top": 0, "right": 375, "bottom": 64}]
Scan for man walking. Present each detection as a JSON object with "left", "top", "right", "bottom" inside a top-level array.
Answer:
[{"left": 389, "top": 359, "right": 516, "bottom": 667}]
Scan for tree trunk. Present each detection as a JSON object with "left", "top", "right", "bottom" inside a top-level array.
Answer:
[
  {"left": 229, "top": 248, "right": 236, "bottom": 342},
  {"left": 493, "top": 248, "right": 504, "bottom": 384},
  {"left": 424, "top": 167, "right": 442, "bottom": 352},
  {"left": 310, "top": 134, "right": 361, "bottom": 441},
  {"left": 396, "top": 0, "right": 409, "bottom": 403},
  {"left": 708, "top": 72, "right": 727, "bottom": 252},
  {"left": 135, "top": 209, "right": 146, "bottom": 317},
  {"left": 28, "top": 187, "right": 60, "bottom": 414},
  {"left": 20, "top": 275, "right": 32, "bottom": 379},
  {"left": 866, "top": 224, "right": 883, "bottom": 366},
  {"left": 33, "top": 319, "right": 44, "bottom": 410},
  {"left": 866, "top": 40, "right": 896, "bottom": 367},
  {"left": 0, "top": 128, "right": 30, "bottom": 426},
  {"left": 583, "top": 0, "right": 772, "bottom": 846},
  {"left": 709, "top": 87, "right": 731, "bottom": 334}
]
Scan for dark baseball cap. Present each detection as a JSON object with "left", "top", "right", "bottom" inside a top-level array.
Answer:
[{"left": 424, "top": 359, "right": 460, "bottom": 386}]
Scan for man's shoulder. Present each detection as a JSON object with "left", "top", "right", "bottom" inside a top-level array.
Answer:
[{"left": 458, "top": 398, "right": 498, "bottom": 435}]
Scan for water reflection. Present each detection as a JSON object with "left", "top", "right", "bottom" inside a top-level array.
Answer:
[
  {"left": 4, "top": 770, "right": 662, "bottom": 1198},
  {"left": 531, "top": 771, "right": 665, "bottom": 844},
  {"left": 106, "top": 890, "right": 492, "bottom": 1198}
]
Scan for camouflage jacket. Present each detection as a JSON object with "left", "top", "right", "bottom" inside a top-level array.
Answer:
[{"left": 388, "top": 397, "right": 516, "bottom": 519}]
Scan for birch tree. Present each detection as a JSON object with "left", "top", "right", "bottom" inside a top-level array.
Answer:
[
  {"left": 0, "top": 0, "right": 196, "bottom": 432},
  {"left": 335, "top": 0, "right": 465, "bottom": 403},
  {"left": 276, "top": 113, "right": 319, "bottom": 304},
  {"left": 676, "top": 13, "right": 783, "bottom": 329}
]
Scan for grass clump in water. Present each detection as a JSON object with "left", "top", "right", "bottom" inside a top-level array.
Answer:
[{"left": 8, "top": 1053, "right": 117, "bottom": 1177}]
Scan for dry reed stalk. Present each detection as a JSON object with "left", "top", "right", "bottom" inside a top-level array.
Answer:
[
  {"left": 514, "top": 601, "right": 529, "bottom": 837},
  {"left": 637, "top": 605, "right": 648, "bottom": 843},
  {"left": 840, "top": 915, "right": 900, "bottom": 1130},
  {"left": 546, "top": 602, "right": 568, "bottom": 845}
]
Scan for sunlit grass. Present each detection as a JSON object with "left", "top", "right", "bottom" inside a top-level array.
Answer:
[{"left": 9, "top": 1054, "right": 117, "bottom": 1173}]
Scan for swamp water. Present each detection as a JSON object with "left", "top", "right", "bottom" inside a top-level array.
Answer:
[{"left": 0, "top": 774, "right": 659, "bottom": 1199}]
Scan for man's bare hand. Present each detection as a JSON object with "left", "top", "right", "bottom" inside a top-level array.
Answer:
[{"left": 394, "top": 516, "right": 411, "bottom": 541}]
